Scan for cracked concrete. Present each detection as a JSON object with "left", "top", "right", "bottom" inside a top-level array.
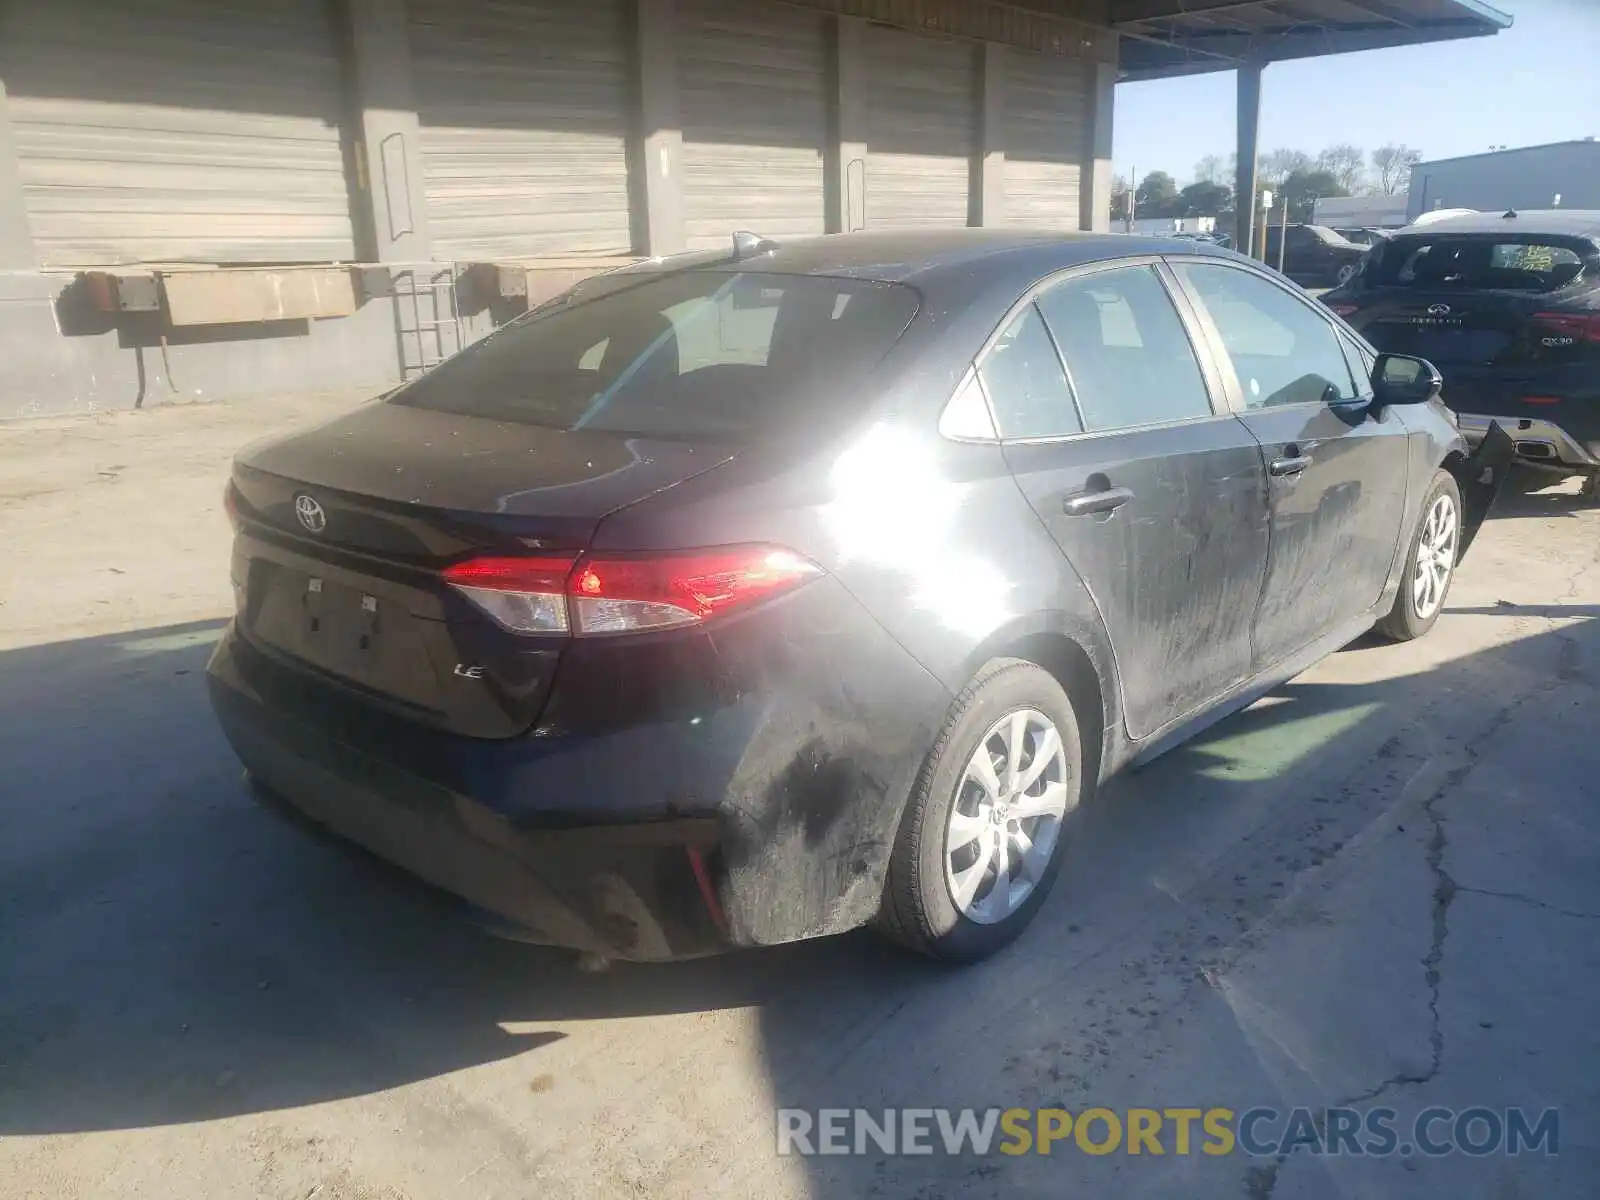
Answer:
[{"left": 0, "top": 396, "right": 1596, "bottom": 1200}]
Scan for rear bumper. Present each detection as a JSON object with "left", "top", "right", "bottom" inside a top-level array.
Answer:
[
  {"left": 206, "top": 577, "right": 949, "bottom": 959},
  {"left": 1458, "top": 412, "right": 1599, "bottom": 471},
  {"left": 210, "top": 631, "right": 730, "bottom": 959}
]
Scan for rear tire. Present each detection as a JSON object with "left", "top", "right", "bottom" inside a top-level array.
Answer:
[
  {"left": 1376, "top": 469, "right": 1463, "bottom": 642},
  {"left": 878, "top": 659, "right": 1084, "bottom": 963}
]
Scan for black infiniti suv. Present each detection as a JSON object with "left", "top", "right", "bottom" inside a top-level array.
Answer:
[{"left": 1324, "top": 209, "right": 1600, "bottom": 496}]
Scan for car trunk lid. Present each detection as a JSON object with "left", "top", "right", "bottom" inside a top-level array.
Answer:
[
  {"left": 1355, "top": 290, "right": 1555, "bottom": 369},
  {"left": 1350, "top": 288, "right": 1600, "bottom": 422},
  {"left": 228, "top": 402, "right": 735, "bottom": 738}
]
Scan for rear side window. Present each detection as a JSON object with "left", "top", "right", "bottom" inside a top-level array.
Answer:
[
  {"left": 978, "top": 306, "right": 1082, "bottom": 440},
  {"left": 1372, "top": 236, "right": 1588, "bottom": 293},
  {"left": 1035, "top": 265, "right": 1214, "bottom": 432},
  {"left": 1175, "top": 263, "right": 1359, "bottom": 409},
  {"left": 392, "top": 270, "right": 918, "bottom": 440}
]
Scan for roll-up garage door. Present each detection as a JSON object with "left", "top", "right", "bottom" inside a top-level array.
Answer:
[
  {"left": 0, "top": 0, "right": 354, "bottom": 267},
  {"left": 863, "top": 27, "right": 977, "bottom": 230},
  {"left": 679, "top": 0, "right": 829, "bottom": 251},
  {"left": 409, "top": 0, "right": 633, "bottom": 261},
  {"left": 1004, "top": 50, "right": 1091, "bottom": 230}
]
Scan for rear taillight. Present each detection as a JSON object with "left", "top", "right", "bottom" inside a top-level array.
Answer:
[
  {"left": 1532, "top": 311, "right": 1600, "bottom": 343},
  {"left": 442, "top": 545, "right": 819, "bottom": 636},
  {"left": 1327, "top": 302, "right": 1361, "bottom": 317},
  {"left": 571, "top": 547, "right": 819, "bottom": 634},
  {"left": 442, "top": 555, "right": 578, "bottom": 634}
]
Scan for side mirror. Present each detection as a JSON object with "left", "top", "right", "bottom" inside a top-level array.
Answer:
[{"left": 1372, "top": 353, "right": 1443, "bottom": 407}]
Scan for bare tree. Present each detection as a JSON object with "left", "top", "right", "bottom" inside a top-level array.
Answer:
[
  {"left": 1259, "top": 148, "right": 1313, "bottom": 187},
  {"left": 1316, "top": 143, "right": 1366, "bottom": 194},
  {"left": 1372, "top": 144, "right": 1423, "bottom": 195},
  {"left": 1193, "top": 154, "right": 1227, "bottom": 186}
]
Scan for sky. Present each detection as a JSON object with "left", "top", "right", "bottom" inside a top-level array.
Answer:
[{"left": 1112, "top": 0, "right": 1600, "bottom": 187}]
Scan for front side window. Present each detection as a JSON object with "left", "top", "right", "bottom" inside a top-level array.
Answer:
[
  {"left": 1174, "top": 263, "right": 1360, "bottom": 409},
  {"left": 1339, "top": 333, "right": 1374, "bottom": 398},
  {"left": 1035, "top": 265, "right": 1215, "bottom": 432},
  {"left": 393, "top": 270, "right": 918, "bottom": 440}
]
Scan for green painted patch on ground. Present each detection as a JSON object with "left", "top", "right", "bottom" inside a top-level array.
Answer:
[{"left": 1191, "top": 701, "right": 1382, "bottom": 782}]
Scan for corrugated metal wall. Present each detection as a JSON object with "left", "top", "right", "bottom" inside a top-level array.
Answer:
[
  {"left": 1003, "top": 50, "right": 1090, "bottom": 229},
  {"left": 409, "top": 0, "right": 634, "bottom": 260},
  {"left": 678, "top": 0, "right": 829, "bottom": 251},
  {"left": 0, "top": 0, "right": 355, "bottom": 267},
  {"left": 862, "top": 26, "right": 977, "bottom": 230}
]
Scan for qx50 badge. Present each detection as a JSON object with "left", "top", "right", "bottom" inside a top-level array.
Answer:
[{"left": 294, "top": 493, "right": 327, "bottom": 533}]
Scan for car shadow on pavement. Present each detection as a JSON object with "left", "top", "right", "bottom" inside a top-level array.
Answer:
[
  {"left": 0, "top": 618, "right": 932, "bottom": 1137},
  {"left": 1482, "top": 465, "right": 1594, "bottom": 523},
  {"left": 2, "top": 612, "right": 1596, "bottom": 1199}
]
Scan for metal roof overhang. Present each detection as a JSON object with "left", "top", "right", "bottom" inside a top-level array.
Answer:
[{"left": 1109, "top": 0, "right": 1512, "bottom": 81}]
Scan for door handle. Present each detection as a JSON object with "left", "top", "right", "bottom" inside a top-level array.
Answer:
[
  {"left": 1063, "top": 486, "right": 1134, "bottom": 516},
  {"left": 1269, "top": 454, "right": 1312, "bottom": 477}
]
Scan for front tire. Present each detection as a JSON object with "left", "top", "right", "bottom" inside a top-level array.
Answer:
[
  {"left": 878, "top": 659, "right": 1084, "bottom": 963},
  {"left": 1376, "top": 469, "right": 1462, "bottom": 641}
]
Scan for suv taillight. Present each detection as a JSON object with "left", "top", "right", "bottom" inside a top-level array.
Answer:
[
  {"left": 1532, "top": 311, "right": 1600, "bottom": 343},
  {"left": 442, "top": 546, "right": 820, "bottom": 635}
]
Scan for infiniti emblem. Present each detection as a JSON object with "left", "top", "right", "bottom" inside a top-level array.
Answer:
[
  {"left": 294, "top": 493, "right": 327, "bottom": 533},
  {"left": 1426, "top": 303, "right": 1451, "bottom": 316}
]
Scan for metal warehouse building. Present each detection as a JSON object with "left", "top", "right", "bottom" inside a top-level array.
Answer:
[
  {"left": 1409, "top": 138, "right": 1600, "bottom": 222},
  {"left": 0, "top": 0, "right": 1507, "bottom": 419}
]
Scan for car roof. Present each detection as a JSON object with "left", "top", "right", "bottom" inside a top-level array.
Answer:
[
  {"left": 702, "top": 228, "right": 1234, "bottom": 286},
  {"left": 1394, "top": 209, "right": 1600, "bottom": 239}
]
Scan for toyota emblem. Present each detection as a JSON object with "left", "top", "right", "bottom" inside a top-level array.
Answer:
[
  {"left": 1426, "top": 303, "right": 1451, "bottom": 316},
  {"left": 294, "top": 493, "right": 327, "bottom": 533}
]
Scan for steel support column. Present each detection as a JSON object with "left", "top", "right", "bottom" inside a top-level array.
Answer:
[{"left": 1234, "top": 62, "right": 1262, "bottom": 257}]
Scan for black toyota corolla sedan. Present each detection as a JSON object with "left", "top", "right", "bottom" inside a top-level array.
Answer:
[{"left": 209, "top": 230, "right": 1509, "bottom": 964}]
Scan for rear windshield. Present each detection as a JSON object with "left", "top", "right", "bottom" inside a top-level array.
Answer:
[
  {"left": 1271, "top": 225, "right": 1352, "bottom": 246},
  {"left": 1369, "top": 235, "right": 1590, "bottom": 292},
  {"left": 392, "top": 270, "right": 919, "bottom": 439},
  {"left": 1305, "top": 225, "right": 1354, "bottom": 246}
]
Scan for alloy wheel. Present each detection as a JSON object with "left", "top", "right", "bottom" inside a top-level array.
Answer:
[
  {"left": 1412, "top": 492, "right": 1458, "bottom": 620},
  {"left": 944, "top": 709, "right": 1072, "bottom": 925}
]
